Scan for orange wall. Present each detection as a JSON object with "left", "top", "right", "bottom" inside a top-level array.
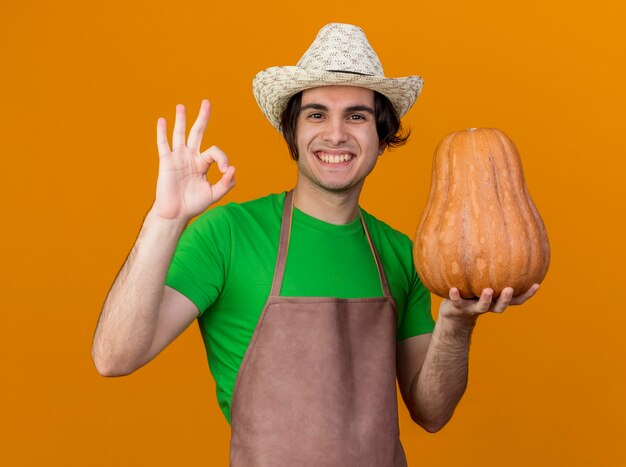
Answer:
[{"left": 1, "top": 1, "right": 624, "bottom": 465}]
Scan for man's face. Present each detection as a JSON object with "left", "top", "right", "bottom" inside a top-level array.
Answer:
[{"left": 295, "top": 86, "right": 384, "bottom": 194}]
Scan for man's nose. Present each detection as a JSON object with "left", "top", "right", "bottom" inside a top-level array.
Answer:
[{"left": 322, "top": 118, "right": 349, "bottom": 145}]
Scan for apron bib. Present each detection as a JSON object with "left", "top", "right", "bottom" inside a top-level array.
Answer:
[{"left": 229, "top": 191, "right": 407, "bottom": 467}]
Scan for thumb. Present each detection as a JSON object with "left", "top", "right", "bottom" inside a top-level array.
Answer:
[{"left": 210, "top": 165, "right": 236, "bottom": 203}]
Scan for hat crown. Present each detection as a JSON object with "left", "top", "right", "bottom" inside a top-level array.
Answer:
[{"left": 296, "top": 23, "right": 384, "bottom": 77}]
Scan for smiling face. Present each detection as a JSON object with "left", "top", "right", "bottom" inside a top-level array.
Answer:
[{"left": 294, "top": 86, "right": 384, "bottom": 195}]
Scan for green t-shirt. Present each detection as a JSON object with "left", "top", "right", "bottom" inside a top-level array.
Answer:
[{"left": 165, "top": 192, "right": 434, "bottom": 423}]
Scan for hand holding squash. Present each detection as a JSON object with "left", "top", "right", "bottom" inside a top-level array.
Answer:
[{"left": 438, "top": 284, "right": 540, "bottom": 326}]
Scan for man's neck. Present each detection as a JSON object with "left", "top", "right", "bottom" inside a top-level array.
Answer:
[{"left": 292, "top": 182, "right": 363, "bottom": 225}]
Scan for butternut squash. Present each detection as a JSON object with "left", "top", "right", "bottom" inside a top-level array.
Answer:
[{"left": 413, "top": 128, "right": 550, "bottom": 298}]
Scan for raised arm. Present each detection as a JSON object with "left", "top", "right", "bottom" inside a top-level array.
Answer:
[
  {"left": 397, "top": 284, "right": 539, "bottom": 432},
  {"left": 92, "top": 100, "right": 235, "bottom": 376}
]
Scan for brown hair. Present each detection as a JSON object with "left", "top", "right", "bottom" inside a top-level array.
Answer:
[{"left": 279, "top": 90, "right": 410, "bottom": 161}]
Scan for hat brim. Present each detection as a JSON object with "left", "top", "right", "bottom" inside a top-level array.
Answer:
[{"left": 253, "top": 66, "right": 424, "bottom": 130}]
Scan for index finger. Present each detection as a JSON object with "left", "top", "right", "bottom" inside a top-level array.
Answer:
[
  {"left": 200, "top": 145, "right": 230, "bottom": 172},
  {"left": 448, "top": 287, "right": 493, "bottom": 313}
]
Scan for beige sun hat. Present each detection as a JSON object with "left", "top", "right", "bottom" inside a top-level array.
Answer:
[{"left": 252, "top": 23, "right": 424, "bottom": 131}]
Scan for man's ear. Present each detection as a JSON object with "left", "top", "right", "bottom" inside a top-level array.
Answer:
[{"left": 378, "top": 143, "right": 386, "bottom": 156}]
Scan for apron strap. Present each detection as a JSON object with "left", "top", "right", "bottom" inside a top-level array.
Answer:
[
  {"left": 269, "top": 191, "right": 294, "bottom": 297},
  {"left": 269, "top": 190, "right": 392, "bottom": 298},
  {"left": 359, "top": 210, "right": 392, "bottom": 298}
]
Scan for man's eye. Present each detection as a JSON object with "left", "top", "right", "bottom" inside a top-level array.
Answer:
[
  {"left": 308, "top": 113, "right": 323, "bottom": 119},
  {"left": 349, "top": 114, "right": 365, "bottom": 120}
]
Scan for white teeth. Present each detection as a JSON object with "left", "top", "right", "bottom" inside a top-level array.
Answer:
[{"left": 317, "top": 152, "right": 352, "bottom": 164}]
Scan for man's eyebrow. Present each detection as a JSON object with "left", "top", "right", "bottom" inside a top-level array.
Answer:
[
  {"left": 299, "top": 103, "right": 375, "bottom": 114},
  {"left": 300, "top": 103, "right": 329, "bottom": 113},
  {"left": 345, "top": 105, "right": 374, "bottom": 114}
]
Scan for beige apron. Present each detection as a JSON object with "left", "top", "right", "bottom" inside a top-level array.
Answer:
[{"left": 229, "top": 191, "right": 407, "bottom": 467}]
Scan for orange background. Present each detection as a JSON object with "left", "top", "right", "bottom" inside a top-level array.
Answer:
[{"left": 1, "top": 1, "right": 624, "bottom": 465}]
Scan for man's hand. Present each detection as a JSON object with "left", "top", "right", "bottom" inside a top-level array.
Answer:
[
  {"left": 93, "top": 100, "right": 234, "bottom": 376},
  {"left": 439, "top": 284, "right": 541, "bottom": 327},
  {"left": 153, "top": 100, "right": 236, "bottom": 220}
]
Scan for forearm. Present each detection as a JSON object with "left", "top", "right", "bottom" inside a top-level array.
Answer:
[
  {"left": 409, "top": 316, "right": 476, "bottom": 432},
  {"left": 92, "top": 208, "right": 187, "bottom": 376}
]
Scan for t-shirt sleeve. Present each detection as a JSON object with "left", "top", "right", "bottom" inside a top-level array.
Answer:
[
  {"left": 165, "top": 206, "right": 232, "bottom": 316},
  {"left": 397, "top": 266, "right": 435, "bottom": 340}
]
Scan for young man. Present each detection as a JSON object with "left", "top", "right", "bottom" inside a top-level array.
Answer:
[{"left": 93, "top": 23, "right": 538, "bottom": 466}]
